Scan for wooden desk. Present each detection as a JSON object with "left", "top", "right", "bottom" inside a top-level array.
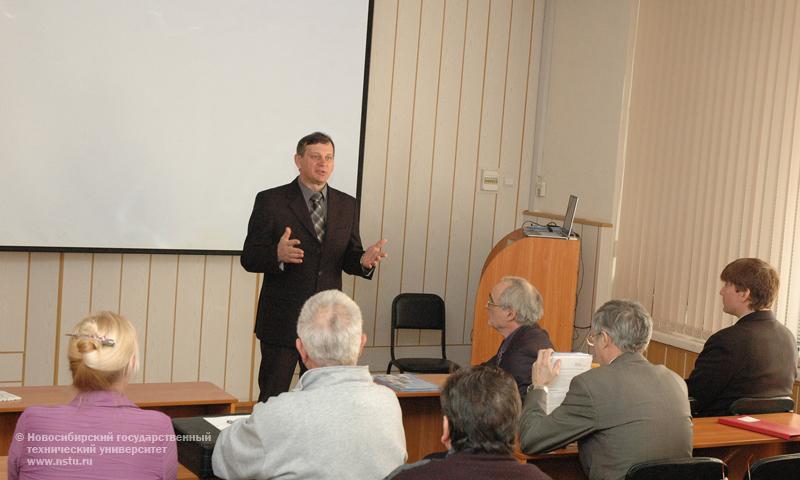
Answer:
[
  {"left": 390, "top": 375, "right": 800, "bottom": 474},
  {"left": 392, "top": 376, "right": 800, "bottom": 476},
  {"left": 0, "top": 382, "right": 237, "bottom": 456},
  {"left": 0, "top": 456, "right": 199, "bottom": 479},
  {"left": 528, "top": 413, "right": 800, "bottom": 480},
  {"left": 395, "top": 374, "right": 448, "bottom": 463},
  {"left": 692, "top": 413, "right": 800, "bottom": 477}
]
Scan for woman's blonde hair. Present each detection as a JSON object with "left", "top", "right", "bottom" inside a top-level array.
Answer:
[{"left": 68, "top": 311, "right": 139, "bottom": 391}]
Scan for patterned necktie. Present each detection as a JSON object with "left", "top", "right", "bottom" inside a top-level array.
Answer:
[
  {"left": 496, "top": 343, "right": 507, "bottom": 366},
  {"left": 310, "top": 192, "right": 325, "bottom": 242}
]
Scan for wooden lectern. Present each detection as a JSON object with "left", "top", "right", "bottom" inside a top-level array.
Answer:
[{"left": 470, "top": 229, "right": 580, "bottom": 365}]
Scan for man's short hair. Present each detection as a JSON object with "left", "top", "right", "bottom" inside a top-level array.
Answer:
[
  {"left": 720, "top": 258, "right": 779, "bottom": 310},
  {"left": 496, "top": 276, "right": 543, "bottom": 326},
  {"left": 296, "top": 131, "right": 335, "bottom": 156},
  {"left": 591, "top": 300, "right": 652, "bottom": 354},
  {"left": 440, "top": 365, "right": 521, "bottom": 455},
  {"left": 296, "top": 290, "right": 362, "bottom": 366}
]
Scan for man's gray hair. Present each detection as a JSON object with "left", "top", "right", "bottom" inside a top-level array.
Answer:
[
  {"left": 591, "top": 300, "right": 652, "bottom": 353},
  {"left": 296, "top": 290, "right": 363, "bottom": 366},
  {"left": 497, "top": 276, "right": 543, "bottom": 326}
]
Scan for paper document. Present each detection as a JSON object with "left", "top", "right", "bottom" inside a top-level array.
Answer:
[
  {"left": 546, "top": 352, "right": 592, "bottom": 414},
  {"left": 204, "top": 415, "right": 250, "bottom": 431},
  {"left": 0, "top": 390, "right": 21, "bottom": 402}
]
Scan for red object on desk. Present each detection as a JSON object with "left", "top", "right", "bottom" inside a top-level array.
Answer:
[{"left": 718, "top": 416, "right": 800, "bottom": 440}]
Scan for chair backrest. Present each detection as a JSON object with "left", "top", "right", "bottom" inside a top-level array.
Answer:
[
  {"left": 626, "top": 457, "right": 727, "bottom": 480},
  {"left": 391, "top": 293, "right": 446, "bottom": 330},
  {"left": 389, "top": 293, "right": 447, "bottom": 363},
  {"left": 729, "top": 396, "right": 795, "bottom": 415},
  {"left": 746, "top": 453, "right": 800, "bottom": 480}
]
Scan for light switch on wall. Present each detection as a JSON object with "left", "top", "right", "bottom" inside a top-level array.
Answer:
[
  {"left": 536, "top": 175, "right": 547, "bottom": 197},
  {"left": 481, "top": 170, "right": 499, "bottom": 191}
]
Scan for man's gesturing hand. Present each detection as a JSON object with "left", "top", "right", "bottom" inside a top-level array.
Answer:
[
  {"left": 361, "top": 239, "right": 388, "bottom": 269},
  {"left": 277, "top": 227, "right": 304, "bottom": 264}
]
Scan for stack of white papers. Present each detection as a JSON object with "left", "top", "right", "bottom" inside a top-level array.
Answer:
[
  {"left": 545, "top": 352, "right": 593, "bottom": 414},
  {"left": 0, "top": 390, "right": 21, "bottom": 402}
]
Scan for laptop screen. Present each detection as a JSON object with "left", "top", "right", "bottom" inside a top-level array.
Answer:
[{"left": 562, "top": 195, "right": 579, "bottom": 237}]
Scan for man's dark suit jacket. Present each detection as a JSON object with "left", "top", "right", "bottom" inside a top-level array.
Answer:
[
  {"left": 241, "top": 178, "right": 372, "bottom": 347},
  {"left": 686, "top": 310, "right": 797, "bottom": 417},
  {"left": 484, "top": 324, "right": 553, "bottom": 399}
]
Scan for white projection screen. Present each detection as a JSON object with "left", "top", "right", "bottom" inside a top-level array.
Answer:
[{"left": 0, "top": 0, "right": 370, "bottom": 252}]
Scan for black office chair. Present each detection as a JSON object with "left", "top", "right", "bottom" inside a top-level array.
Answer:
[
  {"left": 625, "top": 457, "right": 727, "bottom": 480},
  {"left": 386, "top": 293, "right": 460, "bottom": 374},
  {"left": 744, "top": 453, "right": 800, "bottom": 480},
  {"left": 729, "top": 396, "right": 795, "bottom": 415}
]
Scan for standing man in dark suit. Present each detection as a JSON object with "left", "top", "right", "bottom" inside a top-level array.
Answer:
[
  {"left": 241, "top": 132, "right": 387, "bottom": 402},
  {"left": 483, "top": 276, "right": 553, "bottom": 400},
  {"left": 686, "top": 257, "right": 797, "bottom": 417}
]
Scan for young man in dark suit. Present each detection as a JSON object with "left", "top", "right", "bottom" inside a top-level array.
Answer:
[
  {"left": 686, "top": 257, "right": 797, "bottom": 417},
  {"left": 241, "top": 132, "right": 387, "bottom": 402}
]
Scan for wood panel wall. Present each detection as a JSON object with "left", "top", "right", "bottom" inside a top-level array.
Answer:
[{"left": 0, "top": 0, "right": 563, "bottom": 402}]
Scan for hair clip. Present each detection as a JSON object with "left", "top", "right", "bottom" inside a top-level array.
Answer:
[{"left": 65, "top": 333, "right": 116, "bottom": 347}]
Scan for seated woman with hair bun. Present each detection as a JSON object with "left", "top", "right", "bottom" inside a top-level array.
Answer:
[{"left": 8, "top": 312, "right": 177, "bottom": 480}]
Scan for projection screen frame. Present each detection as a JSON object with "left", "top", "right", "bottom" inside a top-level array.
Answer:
[{"left": 0, "top": 0, "right": 374, "bottom": 255}]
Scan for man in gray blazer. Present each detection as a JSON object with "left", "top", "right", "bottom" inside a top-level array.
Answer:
[{"left": 519, "top": 300, "right": 692, "bottom": 480}]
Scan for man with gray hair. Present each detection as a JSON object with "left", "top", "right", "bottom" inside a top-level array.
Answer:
[
  {"left": 385, "top": 365, "right": 551, "bottom": 479},
  {"left": 519, "top": 300, "right": 692, "bottom": 480},
  {"left": 483, "top": 276, "right": 553, "bottom": 399},
  {"left": 212, "top": 290, "right": 407, "bottom": 480}
]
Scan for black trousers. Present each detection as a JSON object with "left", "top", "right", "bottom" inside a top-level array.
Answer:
[{"left": 258, "top": 342, "right": 308, "bottom": 402}]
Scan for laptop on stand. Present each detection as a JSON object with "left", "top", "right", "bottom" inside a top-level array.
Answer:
[{"left": 523, "top": 195, "right": 579, "bottom": 239}]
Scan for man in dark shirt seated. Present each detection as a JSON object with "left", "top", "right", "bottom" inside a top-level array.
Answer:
[
  {"left": 686, "top": 257, "right": 797, "bottom": 417},
  {"left": 483, "top": 276, "right": 553, "bottom": 399},
  {"left": 385, "top": 365, "right": 551, "bottom": 480}
]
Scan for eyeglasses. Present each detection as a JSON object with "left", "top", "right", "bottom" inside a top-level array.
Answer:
[
  {"left": 486, "top": 294, "right": 503, "bottom": 309},
  {"left": 586, "top": 330, "right": 604, "bottom": 348}
]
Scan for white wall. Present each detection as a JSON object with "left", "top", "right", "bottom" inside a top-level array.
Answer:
[
  {"left": 529, "top": 0, "right": 635, "bottom": 226},
  {"left": 523, "top": 0, "right": 637, "bottom": 331}
]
